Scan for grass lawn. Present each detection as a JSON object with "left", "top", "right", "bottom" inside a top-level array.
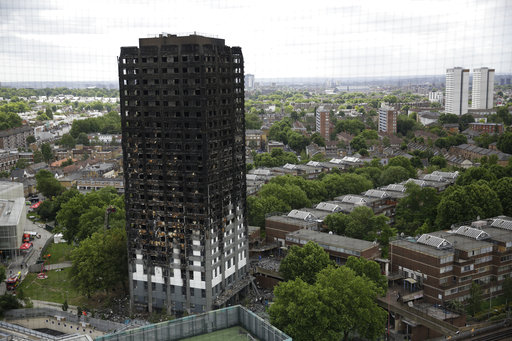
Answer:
[
  {"left": 19, "top": 268, "right": 89, "bottom": 307},
  {"left": 44, "top": 243, "right": 74, "bottom": 265},
  {"left": 19, "top": 267, "right": 127, "bottom": 310}
]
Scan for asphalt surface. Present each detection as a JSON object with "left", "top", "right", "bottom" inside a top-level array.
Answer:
[{"left": 1, "top": 218, "right": 54, "bottom": 295}]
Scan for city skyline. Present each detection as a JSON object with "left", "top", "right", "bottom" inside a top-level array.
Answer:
[{"left": 1, "top": 0, "right": 511, "bottom": 83}]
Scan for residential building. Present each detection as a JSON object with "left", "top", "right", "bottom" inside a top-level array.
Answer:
[
  {"left": 468, "top": 122, "right": 503, "bottom": 134},
  {"left": 76, "top": 178, "right": 124, "bottom": 193},
  {"left": 449, "top": 144, "right": 511, "bottom": 166},
  {"left": 0, "top": 150, "right": 18, "bottom": 172},
  {"left": 471, "top": 67, "right": 495, "bottom": 110},
  {"left": 445, "top": 67, "right": 469, "bottom": 116},
  {"left": 244, "top": 74, "right": 255, "bottom": 89},
  {"left": 315, "top": 106, "right": 331, "bottom": 141},
  {"left": 245, "top": 129, "right": 264, "bottom": 149},
  {"left": 390, "top": 216, "right": 512, "bottom": 305},
  {"left": 378, "top": 104, "right": 397, "bottom": 133},
  {"left": 285, "top": 229, "right": 380, "bottom": 264},
  {"left": 428, "top": 91, "right": 444, "bottom": 104},
  {"left": 0, "top": 126, "right": 33, "bottom": 150},
  {"left": 119, "top": 34, "right": 249, "bottom": 314}
]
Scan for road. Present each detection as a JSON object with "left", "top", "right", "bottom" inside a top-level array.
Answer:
[{"left": 1, "top": 218, "right": 54, "bottom": 295}]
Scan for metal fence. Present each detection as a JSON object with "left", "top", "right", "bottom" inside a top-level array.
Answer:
[
  {"left": 4, "top": 308, "right": 124, "bottom": 333},
  {"left": 96, "top": 305, "right": 291, "bottom": 341}
]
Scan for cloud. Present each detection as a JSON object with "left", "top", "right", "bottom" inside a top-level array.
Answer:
[{"left": 0, "top": 0, "right": 511, "bottom": 81}]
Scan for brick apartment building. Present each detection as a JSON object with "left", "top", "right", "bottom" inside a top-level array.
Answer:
[
  {"left": 0, "top": 126, "right": 33, "bottom": 150},
  {"left": 285, "top": 229, "right": 380, "bottom": 263},
  {"left": 390, "top": 216, "right": 512, "bottom": 305},
  {"left": 449, "top": 144, "right": 511, "bottom": 166},
  {"left": 468, "top": 122, "right": 504, "bottom": 134}
]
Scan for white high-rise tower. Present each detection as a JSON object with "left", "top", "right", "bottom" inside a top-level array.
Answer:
[
  {"left": 472, "top": 67, "right": 495, "bottom": 109},
  {"left": 445, "top": 67, "right": 469, "bottom": 116}
]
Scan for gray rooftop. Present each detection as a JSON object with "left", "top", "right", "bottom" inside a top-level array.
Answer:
[
  {"left": 266, "top": 215, "right": 316, "bottom": 228},
  {"left": 391, "top": 239, "right": 454, "bottom": 258},
  {"left": 430, "top": 231, "right": 494, "bottom": 253},
  {"left": 286, "top": 229, "right": 377, "bottom": 253}
]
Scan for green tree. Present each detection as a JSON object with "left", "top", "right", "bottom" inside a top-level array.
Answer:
[
  {"left": 0, "top": 294, "right": 21, "bottom": 317},
  {"left": 335, "top": 119, "right": 365, "bottom": 135},
  {"left": 324, "top": 212, "right": 350, "bottom": 235},
  {"left": 492, "top": 177, "right": 512, "bottom": 216},
  {"left": 496, "top": 106, "right": 512, "bottom": 125},
  {"left": 14, "top": 158, "right": 29, "bottom": 169},
  {"left": 388, "top": 156, "right": 416, "bottom": 178},
  {"left": 355, "top": 166, "right": 383, "bottom": 187},
  {"left": 503, "top": 277, "right": 512, "bottom": 310},
  {"left": 430, "top": 155, "right": 447, "bottom": 168},
  {"left": 436, "top": 182, "right": 502, "bottom": 228},
  {"left": 57, "top": 187, "right": 123, "bottom": 243},
  {"left": 379, "top": 166, "right": 410, "bottom": 186},
  {"left": 458, "top": 114, "right": 474, "bottom": 131},
  {"left": 269, "top": 278, "right": 331, "bottom": 341},
  {"left": 59, "top": 133, "right": 76, "bottom": 149},
  {"left": 287, "top": 131, "right": 309, "bottom": 152},
  {"left": 33, "top": 150, "right": 43, "bottom": 163},
  {"left": 45, "top": 106, "right": 54, "bottom": 119},
  {"left": 350, "top": 135, "right": 367, "bottom": 151},
  {"left": 456, "top": 167, "right": 497, "bottom": 186},
  {"left": 345, "top": 256, "right": 387, "bottom": 295},
  {"left": 310, "top": 132, "right": 326, "bottom": 147},
  {"left": 36, "top": 200, "right": 58, "bottom": 221},
  {"left": 397, "top": 115, "right": 416, "bottom": 136},
  {"left": 439, "top": 113, "right": 460, "bottom": 124},
  {"left": 259, "top": 183, "right": 311, "bottom": 209},
  {"left": 41, "top": 142, "right": 53, "bottom": 163},
  {"left": 245, "top": 112, "right": 262, "bottom": 129},
  {"left": 279, "top": 241, "right": 332, "bottom": 284},
  {"left": 395, "top": 183, "right": 440, "bottom": 235},
  {"left": 70, "top": 227, "right": 128, "bottom": 296},
  {"left": 497, "top": 132, "right": 512, "bottom": 154},
  {"left": 36, "top": 169, "right": 64, "bottom": 198},
  {"left": 321, "top": 173, "right": 373, "bottom": 199},
  {"left": 77, "top": 132, "right": 90, "bottom": 146},
  {"left": 316, "top": 266, "right": 386, "bottom": 341},
  {"left": 467, "top": 283, "right": 482, "bottom": 316},
  {"left": 26, "top": 135, "right": 36, "bottom": 144},
  {"left": 247, "top": 195, "right": 290, "bottom": 228},
  {"left": 344, "top": 206, "right": 391, "bottom": 245}
]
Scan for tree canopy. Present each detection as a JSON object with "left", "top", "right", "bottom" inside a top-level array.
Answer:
[
  {"left": 36, "top": 169, "right": 65, "bottom": 198},
  {"left": 324, "top": 206, "right": 393, "bottom": 251},
  {"left": 56, "top": 187, "right": 125, "bottom": 243},
  {"left": 394, "top": 183, "right": 440, "bottom": 235},
  {"left": 436, "top": 181, "right": 502, "bottom": 228},
  {"left": 279, "top": 241, "right": 332, "bottom": 284},
  {"left": 70, "top": 227, "right": 128, "bottom": 297},
  {"left": 270, "top": 266, "right": 387, "bottom": 341}
]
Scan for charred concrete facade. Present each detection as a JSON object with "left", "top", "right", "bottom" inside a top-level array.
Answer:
[{"left": 119, "top": 34, "right": 248, "bottom": 314}]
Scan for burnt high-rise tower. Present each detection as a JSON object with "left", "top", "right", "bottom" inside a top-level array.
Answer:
[{"left": 119, "top": 34, "right": 248, "bottom": 314}]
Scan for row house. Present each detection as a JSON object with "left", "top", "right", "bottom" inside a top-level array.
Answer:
[{"left": 449, "top": 144, "right": 511, "bottom": 166}]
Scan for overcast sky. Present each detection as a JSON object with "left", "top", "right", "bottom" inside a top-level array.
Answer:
[{"left": 1, "top": 0, "right": 511, "bottom": 82}]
